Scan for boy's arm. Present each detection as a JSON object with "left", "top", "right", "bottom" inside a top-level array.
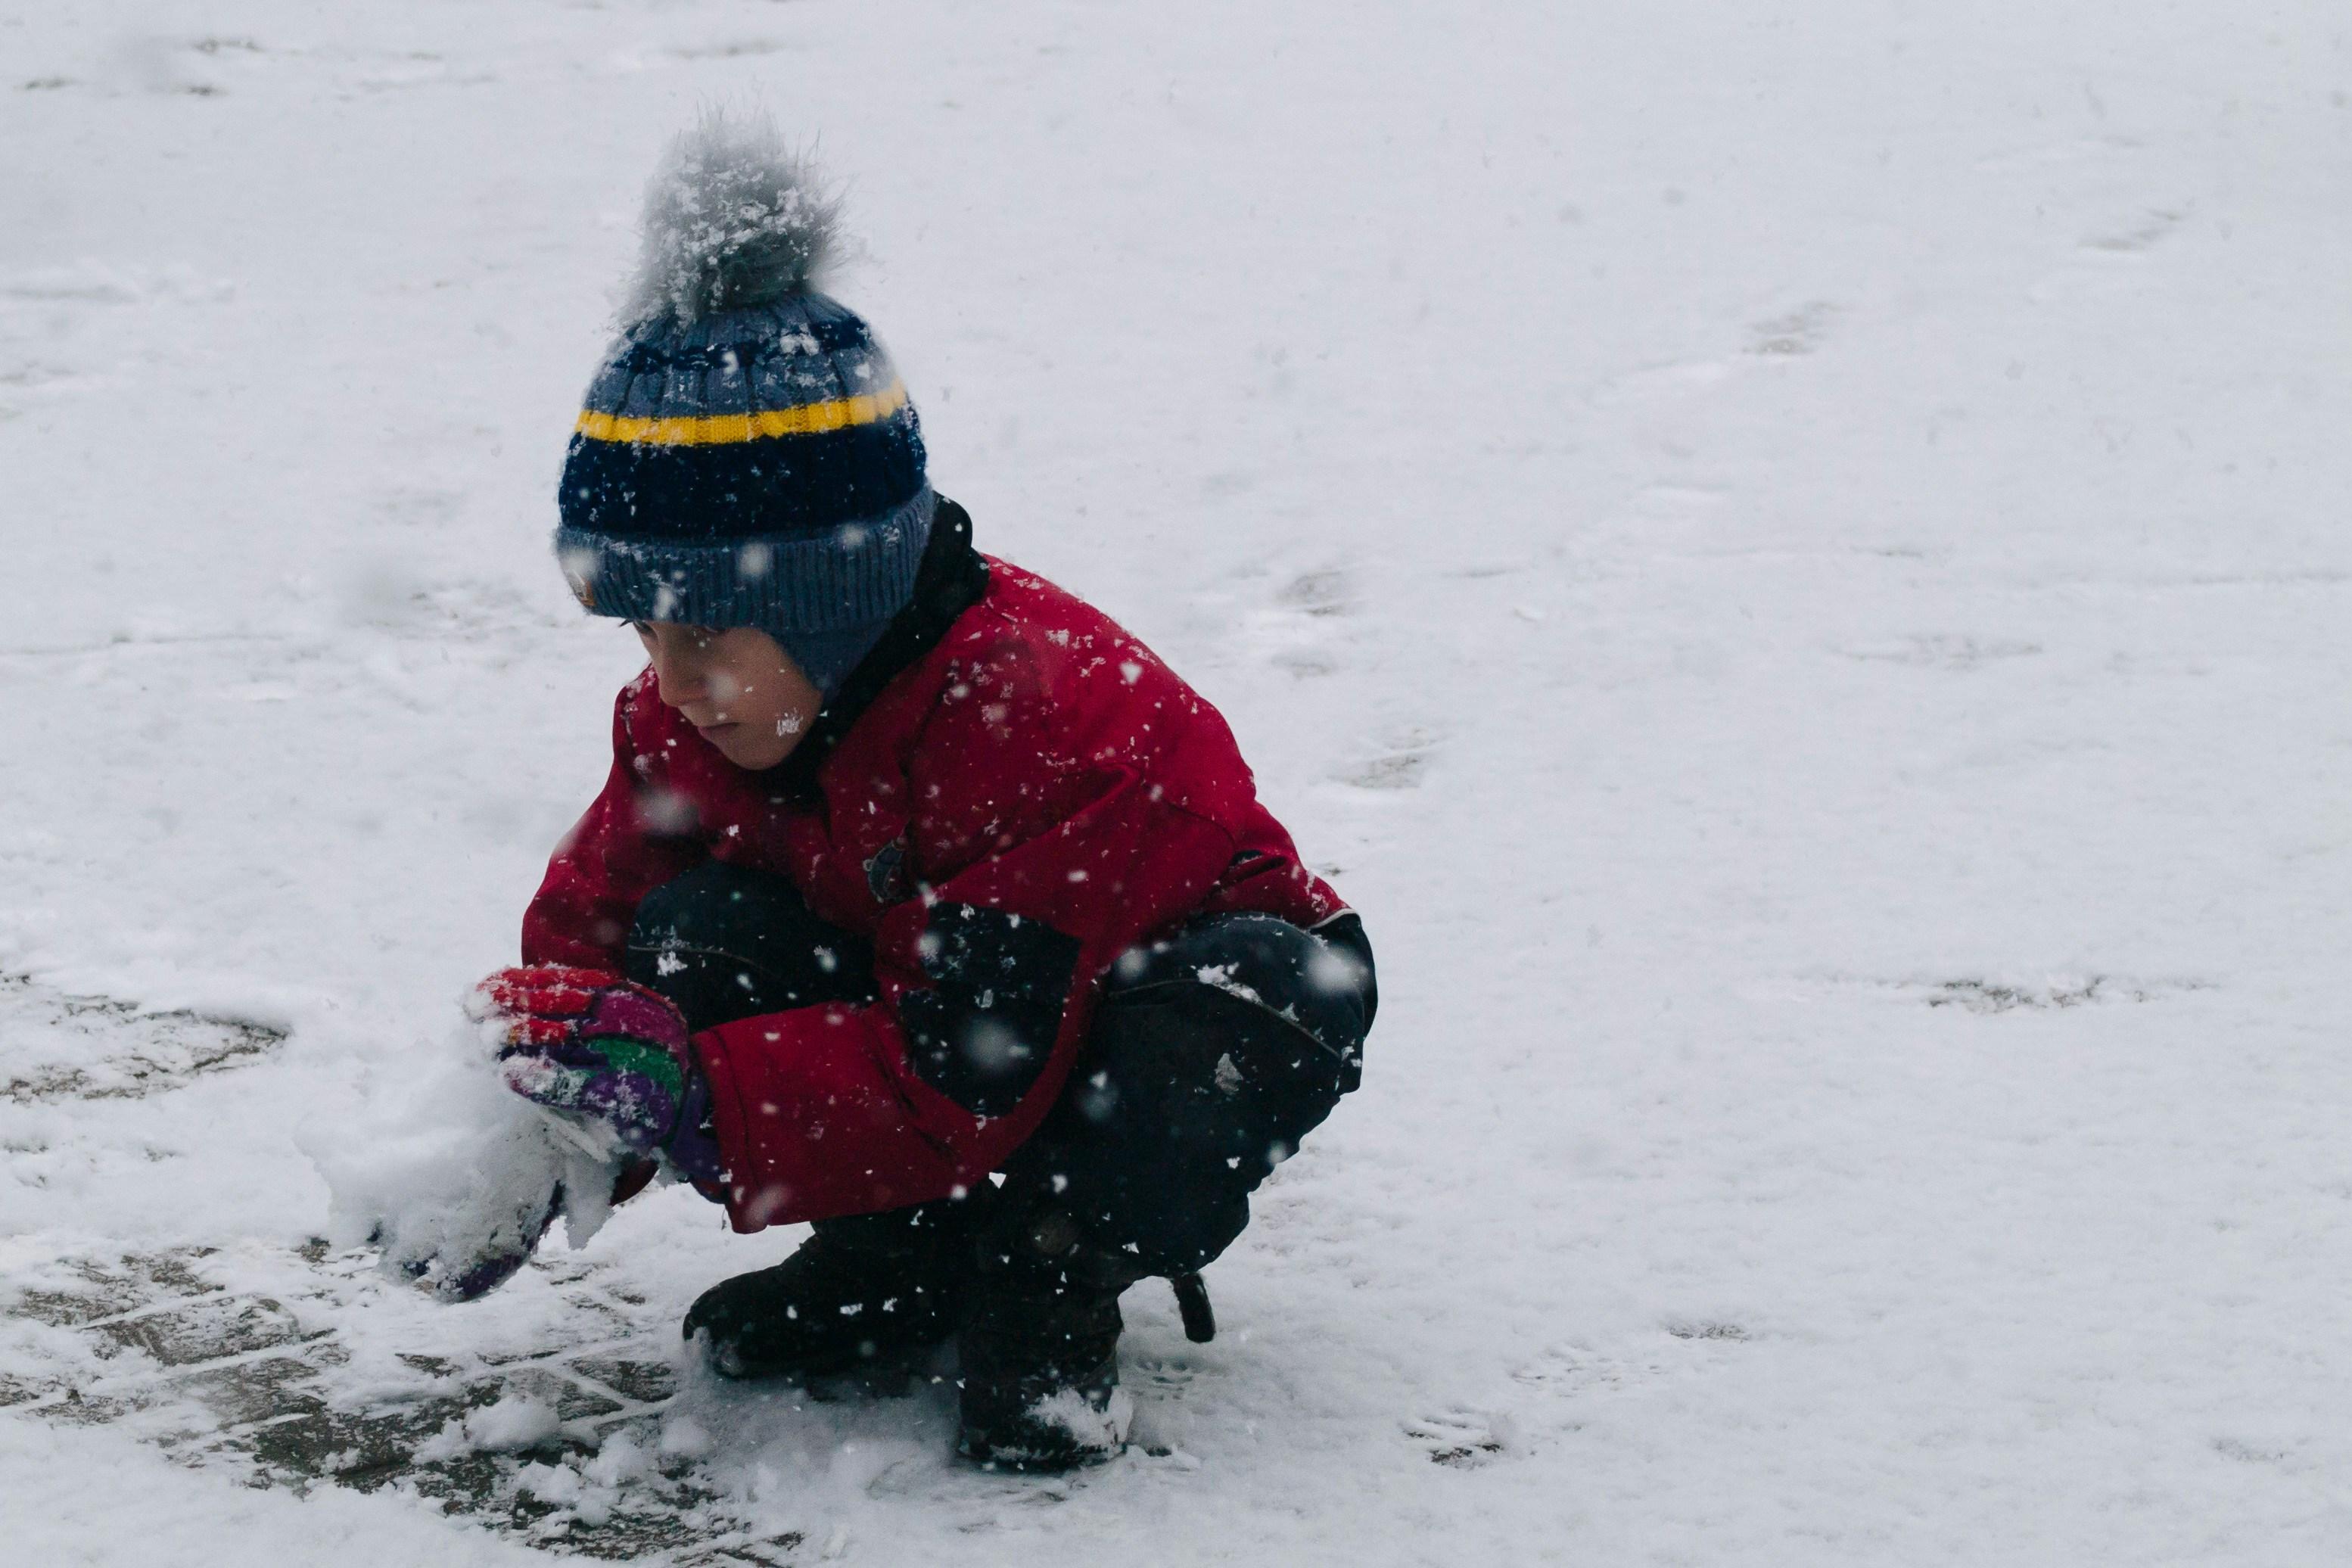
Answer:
[{"left": 521, "top": 676, "right": 705, "bottom": 970}]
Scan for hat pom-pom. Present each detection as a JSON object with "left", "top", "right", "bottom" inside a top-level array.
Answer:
[{"left": 625, "top": 108, "right": 843, "bottom": 325}]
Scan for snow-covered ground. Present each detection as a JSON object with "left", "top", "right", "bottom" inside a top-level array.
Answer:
[{"left": 5, "top": 2, "right": 2348, "bottom": 1560}]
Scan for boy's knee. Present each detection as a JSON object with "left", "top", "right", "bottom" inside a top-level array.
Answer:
[
  {"left": 1105, "top": 910, "right": 1375, "bottom": 1074},
  {"left": 1024, "top": 911, "right": 1374, "bottom": 1276}
]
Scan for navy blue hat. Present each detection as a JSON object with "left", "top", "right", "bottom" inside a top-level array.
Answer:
[{"left": 555, "top": 113, "right": 931, "bottom": 693}]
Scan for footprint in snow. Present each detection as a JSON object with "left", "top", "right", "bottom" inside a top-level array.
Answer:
[
  {"left": 2081, "top": 208, "right": 2185, "bottom": 254},
  {"left": 1663, "top": 1319, "right": 1750, "bottom": 1342},
  {"left": 1404, "top": 1407, "right": 1515, "bottom": 1468},
  {"left": 1747, "top": 301, "right": 1836, "bottom": 357},
  {"left": 1277, "top": 568, "right": 1356, "bottom": 618},
  {"left": 1254, "top": 565, "right": 1356, "bottom": 679},
  {"left": 1338, "top": 726, "right": 1439, "bottom": 792},
  {"left": 1840, "top": 633, "right": 2041, "bottom": 670}
]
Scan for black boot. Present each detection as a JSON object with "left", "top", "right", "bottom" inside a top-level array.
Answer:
[
  {"left": 683, "top": 1198, "right": 980, "bottom": 1383},
  {"left": 956, "top": 1207, "right": 1141, "bottom": 1471}
]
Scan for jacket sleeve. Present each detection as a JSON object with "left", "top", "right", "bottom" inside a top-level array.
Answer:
[
  {"left": 691, "top": 629, "right": 1296, "bottom": 1230},
  {"left": 520, "top": 677, "right": 705, "bottom": 971}
]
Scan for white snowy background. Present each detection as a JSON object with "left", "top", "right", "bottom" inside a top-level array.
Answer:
[{"left": 4, "top": 1, "right": 2349, "bottom": 1562}]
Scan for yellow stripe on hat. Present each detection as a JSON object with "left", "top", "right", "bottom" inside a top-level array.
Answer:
[{"left": 575, "top": 380, "right": 908, "bottom": 446}]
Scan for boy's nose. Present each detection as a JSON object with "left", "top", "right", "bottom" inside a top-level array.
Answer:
[{"left": 649, "top": 649, "right": 707, "bottom": 708}]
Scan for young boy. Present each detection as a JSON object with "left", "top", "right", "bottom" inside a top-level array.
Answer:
[{"left": 471, "top": 117, "right": 1375, "bottom": 1471}]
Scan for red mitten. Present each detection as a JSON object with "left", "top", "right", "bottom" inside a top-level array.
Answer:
[{"left": 466, "top": 966, "right": 712, "bottom": 1178}]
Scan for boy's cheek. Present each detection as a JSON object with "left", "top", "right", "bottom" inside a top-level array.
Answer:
[{"left": 712, "top": 726, "right": 796, "bottom": 771}]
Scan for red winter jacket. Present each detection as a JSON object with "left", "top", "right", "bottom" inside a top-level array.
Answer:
[{"left": 521, "top": 513, "right": 1345, "bottom": 1232}]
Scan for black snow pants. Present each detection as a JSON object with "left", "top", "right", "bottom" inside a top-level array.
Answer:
[{"left": 624, "top": 860, "right": 1375, "bottom": 1277}]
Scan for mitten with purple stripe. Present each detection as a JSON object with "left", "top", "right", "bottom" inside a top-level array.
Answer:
[{"left": 468, "top": 965, "right": 723, "bottom": 1184}]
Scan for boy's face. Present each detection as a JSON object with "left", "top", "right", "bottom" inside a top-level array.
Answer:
[{"left": 632, "top": 621, "right": 823, "bottom": 772}]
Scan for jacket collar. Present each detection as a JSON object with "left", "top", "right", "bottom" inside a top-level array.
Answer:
[{"left": 769, "top": 494, "right": 989, "bottom": 796}]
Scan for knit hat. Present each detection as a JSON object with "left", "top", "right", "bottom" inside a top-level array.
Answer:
[{"left": 554, "top": 112, "right": 932, "bottom": 694}]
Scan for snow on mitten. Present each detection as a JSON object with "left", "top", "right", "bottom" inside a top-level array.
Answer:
[
  {"left": 391, "top": 1177, "right": 565, "bottom": 1303},
  {"left": 468, "top": 966, "right": 720, "bottom": 1181}
]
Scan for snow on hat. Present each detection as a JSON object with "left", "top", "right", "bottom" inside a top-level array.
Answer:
[{"left": 554, "top": 110, "right": 932, "bottom": 693}]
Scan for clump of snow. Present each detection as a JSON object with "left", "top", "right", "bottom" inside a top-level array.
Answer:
[
  {"left": 1213, "top": 1051, "right": 1245, "bottom": 1095},
  {"left": 515, "top": 1459, "right": 589, "bottom": 1514},
  {"left": 583, "top": 1432, "right": 650, "bottom": 1489},
  {"left": 1193, "top": 961, "right": 1265, "bottom": 1006},
  {"left": 417, "top": 1391, "right": 564, "bottom": 1461},
  {"left": 468, "top": 1392, "right": 565, "bottom": 1453},
  {"left": 303, "top": 1017, "right": 624, "bottom": 1301},
  {"left": 996, "top": 1386, "right": 1134, "bottom": 1467},
  {"left": 659, "top": 1414, "right": 715, "bottom": 1460}
]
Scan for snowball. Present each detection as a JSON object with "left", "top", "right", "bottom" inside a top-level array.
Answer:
[
  {"left": 659, "top": 1414, "right": 714, "bottom": 1460},
  {"left": 465, "top": 1392, "right": 563, "bottom": 1454},
  {"left": 303, "top": 1016, "right": 627, "bottom": 1302}
]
